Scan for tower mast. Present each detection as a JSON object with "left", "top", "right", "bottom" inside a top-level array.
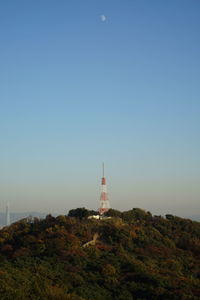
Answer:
[{"left": 99, "top": 163, "right": 110, "bottom": 215}]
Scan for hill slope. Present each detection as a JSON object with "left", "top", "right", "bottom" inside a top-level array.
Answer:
[{"left": 0, "top": 208, "right": 200, "bottom": 300}]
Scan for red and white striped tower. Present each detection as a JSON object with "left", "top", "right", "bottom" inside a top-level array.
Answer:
[{"left": 99, "top": 163, "right": 110, "bottom": 215}]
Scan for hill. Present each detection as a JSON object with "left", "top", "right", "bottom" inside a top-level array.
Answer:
[{"left": 0, "top": 208, "right": 200, "bottom": 299}]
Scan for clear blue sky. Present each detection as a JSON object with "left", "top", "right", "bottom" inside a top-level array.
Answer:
[{"left": 0, "top": 0, "right": 200, "bottom": 216}]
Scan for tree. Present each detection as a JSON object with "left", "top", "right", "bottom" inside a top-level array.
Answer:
[{"left": 68, "top": 208, "right": 89, "bottom": 219}]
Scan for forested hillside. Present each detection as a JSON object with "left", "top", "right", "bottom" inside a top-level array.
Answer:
[{"left": 0, "top": 208, "right": 200, "bottom": 299}]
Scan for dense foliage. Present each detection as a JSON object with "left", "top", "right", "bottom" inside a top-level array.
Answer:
[{"left": 0, "top": 208, "right": 200, "bottom": 299}]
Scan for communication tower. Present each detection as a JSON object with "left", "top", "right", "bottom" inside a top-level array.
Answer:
[{"left": 99, "top": 163, "right": 110, "bottom": 215}]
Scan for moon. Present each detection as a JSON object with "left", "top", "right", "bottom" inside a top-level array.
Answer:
[{"left": 100, "top": 15, "right": 106, "bottom": 22}]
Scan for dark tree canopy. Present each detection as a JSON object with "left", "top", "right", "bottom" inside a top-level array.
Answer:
[{"left": 68, "top": 207, "right": 98, "bottom": 219}]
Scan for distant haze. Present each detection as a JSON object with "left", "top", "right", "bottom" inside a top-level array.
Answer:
[{"left": 0, "top": 1, "right": 200, "bottom": 218}]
